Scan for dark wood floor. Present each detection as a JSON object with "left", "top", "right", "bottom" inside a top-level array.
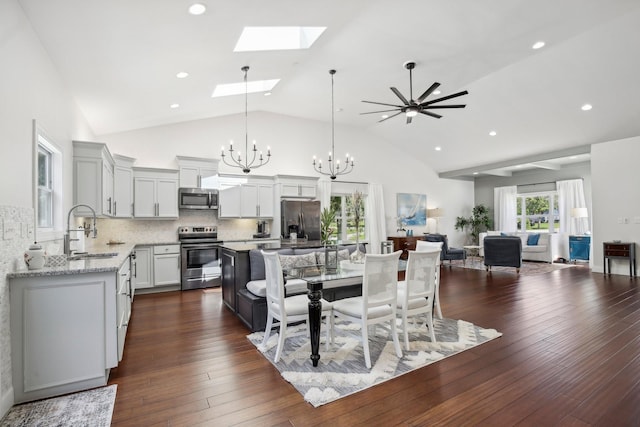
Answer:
[{"left": 108, "top": 264, "right": 640, "bottom": 426}]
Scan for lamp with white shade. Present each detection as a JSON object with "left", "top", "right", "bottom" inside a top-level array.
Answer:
[
  {"left": 428, "top": 208, "right": 444, "bottom": 233},
  {"left": 570, "top": 207, "right": 589, "bottom": 235}
]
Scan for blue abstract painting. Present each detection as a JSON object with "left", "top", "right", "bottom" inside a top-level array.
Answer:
[{"left": 397, "top": 193, "right": 427, "bottom": 226}]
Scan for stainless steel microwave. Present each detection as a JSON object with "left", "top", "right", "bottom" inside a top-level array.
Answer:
[{"left": 178, "top": 188, "right": 219, "bottom": 210}]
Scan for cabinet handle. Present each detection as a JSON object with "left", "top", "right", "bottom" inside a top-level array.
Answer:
[
  {"left": 113, "top": 201, "right": 117, "bottom": 216},
  {"left": 108, "top": 197, "right": 112, "bottom": 214},
  {"left": 197, "top": 175, "right": 202, "bottom": 187}
]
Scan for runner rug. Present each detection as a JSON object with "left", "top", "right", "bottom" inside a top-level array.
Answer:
[
  {"left": 248, "top": 318, "right": 501, "bottom": 407},
  {"left": 448, "top": 258, "right": 574, "bottom": 275},
  {"left": 0, "top": 385, "right": 117, "bottom": 426}
]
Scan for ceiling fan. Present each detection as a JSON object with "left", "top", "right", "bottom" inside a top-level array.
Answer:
[{"left": 361, "top": 61, "right": 469, "bottom": 124}]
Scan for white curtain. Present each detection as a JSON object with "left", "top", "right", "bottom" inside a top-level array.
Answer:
[
  {"left": 366, "top": 183, "right": 386, "bottom": 254},
  {"left": 318, "top": 180, "right": 332, "bottom": 211},
  {"left": 557, "top": 179, "right": 588, "bottom": 235},
  {"left": 494, "top": 186, "right": 518, "bottom": 231}
]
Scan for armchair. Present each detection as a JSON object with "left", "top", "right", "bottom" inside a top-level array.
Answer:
[
  {"left": 424, "top": 234, "right": 467, "bottom": 265},
  {"left": 483, "top": 236, "right": 522, "bottom": 273}
]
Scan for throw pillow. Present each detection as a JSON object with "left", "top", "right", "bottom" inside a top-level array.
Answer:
[
  {"left": 315, "top": 249, "right": 350, "bottom": 266},
  {"left": 527, "top": 233, "right": 541, "bottom": 246},
  {"left": 279, "top": 252, "right": 317, "bottom": 277}
]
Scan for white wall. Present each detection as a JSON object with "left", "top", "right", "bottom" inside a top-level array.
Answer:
[
  {"left": 591, "top": 136, "right": 640, "bottom": 275},
  {"left": 101, "top": 111, "right": 474, "bottom": 245},
  {"left": 0, "top": 0, "right": 94, "bottom": 417}
]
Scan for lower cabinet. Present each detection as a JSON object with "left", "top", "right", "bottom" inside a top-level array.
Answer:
[
  {"left": 221, "top": 247, "right": 250, "bottom": 312},
  {"left": 9, "top": 271, "right": 117, "bottom": 403},
  {"left": 116, "top": 256, "right": 132, "bottom": 362},
  {"left": 134, "top": 244, "right": 181, "bottom": 291}
]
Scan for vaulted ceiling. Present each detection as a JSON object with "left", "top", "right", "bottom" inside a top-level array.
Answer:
[{"left": 18, "top": 0, "right": 640, "bottom": 177}]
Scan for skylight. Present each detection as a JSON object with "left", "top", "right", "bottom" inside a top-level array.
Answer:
[
  {"left": 234, "top": 26, "right": 326, "bottom": 52},
  {"left": 211, "top": 78, "right": 280, "bottom": 97}
]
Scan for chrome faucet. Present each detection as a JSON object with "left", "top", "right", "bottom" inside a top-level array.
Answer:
[{"left": 64, "top": 204, "right": 98, "bottom": 255}]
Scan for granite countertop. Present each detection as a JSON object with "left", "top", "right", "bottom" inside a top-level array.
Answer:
[
  {"left": 221, "top": 240, "right": 326, "bottom": 252},
  {"left": 7, "top": 241, "right": 177, "bottom": 279}
]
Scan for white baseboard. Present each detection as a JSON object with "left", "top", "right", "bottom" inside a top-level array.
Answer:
[{"left": 0, "top": 386, "right": 15, "bottom": 420}]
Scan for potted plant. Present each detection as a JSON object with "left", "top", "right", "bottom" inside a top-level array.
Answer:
[
  {"left": 320, "top": 207, "right": 337, "bottom": 245},
  {"left": 455, "top": 204, "right": 492, "bottom": 245}
]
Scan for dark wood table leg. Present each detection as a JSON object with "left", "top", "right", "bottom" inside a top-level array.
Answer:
[{"left": 307, "top": 281, "right": 323, "bottom": 367}]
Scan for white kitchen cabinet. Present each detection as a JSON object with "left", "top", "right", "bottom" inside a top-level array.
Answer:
[
  {"left": 113, "top": 154, "right": 136, "bottom": 218},
  {"left": 218, "top": 175, "right": 274, "bottom": 218},
  {"left": 73, "top": 140, "right": 115, "bottom": 217},
  {"left": 133, "top": 167, "right": 179, "bottom": 218},
  {"left": 153, "top": 245, "right": 181, "bottom": 286},
  {"left": 133, "top": 246, "right": 153, "bottom": 289},
  {"left": 116, "top": 256, "right": 132, "bottom": 361},
  {"left": 9, "top": 271, "right": 117, "bottom": 403},
  {"left": 276, "top": 175, "right": 319, "bottom": 199},
  {"left": 176, "top": 156, "right": 219, "bottom": 188}
]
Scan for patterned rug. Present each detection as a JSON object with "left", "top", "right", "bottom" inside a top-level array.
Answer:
[
  {"left": 448, "top": 258, "right": 574, "bottom": 275},
  {"left": 248, "top": 318, "right": 501, "bottom": 407},
  {"left": 0, "top": 385, "right": 117, "bottom": 427}
]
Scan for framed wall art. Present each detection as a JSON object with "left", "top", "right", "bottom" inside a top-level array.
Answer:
[{"left": 396, "top": 193, "right": 427, "bottom": 226}]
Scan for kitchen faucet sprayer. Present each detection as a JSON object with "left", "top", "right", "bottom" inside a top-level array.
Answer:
[{"left": 64, "top": 204, "right": 97, "bottom": 255}]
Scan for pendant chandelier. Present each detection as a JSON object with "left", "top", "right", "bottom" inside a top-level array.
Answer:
[
  {"left": 221, "top": 66, "right": 271, "bottom": 173},
  {"left": 312, "top": 69, "right": 354, "bottom": 180}
]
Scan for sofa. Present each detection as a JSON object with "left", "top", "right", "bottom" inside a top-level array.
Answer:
[
  {"left": 479, "top": 231, "right": 559, "bottom": 263},
  {"left": 483, "top": 236, "right": 522, "bottom": 273},
  {"left": 238, "top": 244, "right": 365, "bottom": 331}
]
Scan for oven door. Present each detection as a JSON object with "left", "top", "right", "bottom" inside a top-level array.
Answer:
[{"left": 180, "top": 243, "right": 221, "bottom": 290}]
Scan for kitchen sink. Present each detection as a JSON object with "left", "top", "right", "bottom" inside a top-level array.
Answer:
[{"left": 68, "top": 252, "right": 118, "bottom": 260}]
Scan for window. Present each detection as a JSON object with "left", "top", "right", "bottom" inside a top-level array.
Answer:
[
  {"left": 37, "top": 144, "right": 53, "bottom": 228},
  {"left": 516, "top": 192, "right": 560, "bottom": 232},
  {"left": 34, "top": 121, "right": 63, "bottom": 240},
  {"left": 330, "top": 194, "right": 366, "bottom": 243}
]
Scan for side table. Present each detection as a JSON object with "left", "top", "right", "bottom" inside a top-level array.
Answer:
[
  {"left": 603, "top": 242, "right": 636, "bottom": 277},
  {"left": 463, "top": 245, "right": 481, "bottom": 262}
]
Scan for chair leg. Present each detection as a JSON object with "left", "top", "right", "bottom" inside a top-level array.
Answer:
[
  {"left": 273, "top": 322, "right": 287, "bottom": 363},
  {"left": 362, "top": 323, "right": 372, "bottom": 369},
  {"left": 390, "top": 316, "right": 403, "bottom": 359},
  {"left": 325, "top": 311, "right": 333, "bottom": 351},
  {"left": 262, "top": 314, "right": 274, "bottom": 347},
  {"left": 426, "top": 313, "right": 436, "bottom": 343},
  {"left": 402, "top": 313, "right": 410, "bottom": 351}
]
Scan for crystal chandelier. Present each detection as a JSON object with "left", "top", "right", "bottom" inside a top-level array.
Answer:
[
  {"left": 312, "top": 69, "right": 354, "bottom": 180},
  {"left": 221, "top": 66, "right": 271, "bottom": 173}
]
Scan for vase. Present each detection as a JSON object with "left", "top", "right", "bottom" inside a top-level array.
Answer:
[{"left": 351, "top": 225, "right": 365, "bottom": 264}]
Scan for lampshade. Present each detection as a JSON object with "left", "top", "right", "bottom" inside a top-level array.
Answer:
[
  {"left": 428, "top": 208, "right": 444, "bottom": 218},
  {"left": 571, "top": 208, "right": 588, "bottom": 219}
]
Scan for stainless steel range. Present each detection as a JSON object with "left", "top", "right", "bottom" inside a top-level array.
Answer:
[{"left": 178, "top": 225, "right": 223, "bottom": 290}]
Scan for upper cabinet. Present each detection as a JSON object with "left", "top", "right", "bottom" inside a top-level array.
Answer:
[
  {"left": 73, "top": 141, "right": 115, "bottom": 217},
  {"left": 176, "top": 156, "right": 219, "bottom": 188},
  {"left": 112, "top": 154, "right": 136, "bottom": 218},
  {"left": 218, "top": 175, "right": 274, "bottom": 218},
  {"left": 276, "top": 175, "right": 319, "bottom": 199},
  {"left": 133, "top": 167, "right": 179, "bottom": 218}
]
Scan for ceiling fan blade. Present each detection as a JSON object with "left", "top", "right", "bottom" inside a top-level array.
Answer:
[
  {"left": 420, "top": 110, "right": 442, "bottom": 119},
  {"left": 406, "top": 115, "right": 413, "bottom": 124},
  {"left": 416, "top": 82, "right": 441, "bottom": 103},
  {"left": 390, "top": 87, "right": 410, "bottom": 105},
  {"left": 361, "top": 100, "right": 404, "bottom": 108},
  {"left": 377, "top": 111, "right": 403, "bottom": 123},
  {"left": 423, "top": 104, "right": 466, "bottom": 109},
  {"left": 360, "top": 108, "right": 402, "bottom": 115},
  {"left": 421, "top": 90, "right": 469, "bottom": 106}
]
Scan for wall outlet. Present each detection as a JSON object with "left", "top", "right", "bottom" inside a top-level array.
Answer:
[
  {"left": 617, "top": 218, "right": 623, "bottom": 224},
  {"left": 634, "top": 216, "right": 640, "bottom": 224},
  {"left": 623, "top": 217, "right": 629, "bottom": 224},
  {"left": 3, "top": 222, "right": 19, "bottom": 240}
]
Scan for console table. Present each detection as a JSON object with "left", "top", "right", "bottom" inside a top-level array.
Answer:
[
  {"left": 603, "top": 242, "right": 636, "bottom": 277},
  {"left": 388, "top": 235, "right": 423, "bottom": 260}
]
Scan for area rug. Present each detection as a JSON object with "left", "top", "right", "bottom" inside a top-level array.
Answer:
[
  {"left": 248, "top": 318, "right": 501, "bottom": 407},
  {"left": 0, "top": 385, "right": 117, "bottom": 427},
  {"left": 448, "top": 258, "right": 574, "bottom": 275}
]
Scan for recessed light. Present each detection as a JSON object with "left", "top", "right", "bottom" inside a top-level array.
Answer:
[
  {"left": 264, "top": 92, "right": 272, "bottom": 96},
  {"left": 176, "top": 72, "right": 189, "bottom": 79},
  {"left": 381, "top": 114, "right": 389, "bottom": 119},
  {"left": 434, "top": 146, "right": 442, "bottom": 151},
  {"left": 170, "top": 103, "right": 180, "bottom": 109},
  {"left": 473, "top": 172, "right": 479, "bottom": 175},
  {"left": 581, "top": 104, "right": 593, "bottom": 111},
  {"left": 433, "top": 90, "right": 441, "bottom": 95},
  {"left": 532, "top": 41, "right": 545, "bottom": 50},
  {"left": 234, "top": 26, "right": 326, "bottom": 52},
  {"left": 188, "top": 3, "right": 206, "bottom": 15},
  {"left": 489, "top": 131, "right": 497, "bottom": 136}
]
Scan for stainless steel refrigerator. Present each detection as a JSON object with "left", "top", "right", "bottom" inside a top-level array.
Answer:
[{"left": 281, "top": 200, "right": 321, "bottom": 240}]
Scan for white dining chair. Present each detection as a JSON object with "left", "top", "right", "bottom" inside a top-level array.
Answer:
[
  {"left": 331, "top": 250, "right": 403, "bottom": 369},
  {"left": 396, "top": 250, "right": 440, "bottom": 350},
  {"left": 414, "top": 240, "right": 443, "bottom": 319},
  {"left": 261, "top": 250, "right": 333, "bottom": 363}
]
